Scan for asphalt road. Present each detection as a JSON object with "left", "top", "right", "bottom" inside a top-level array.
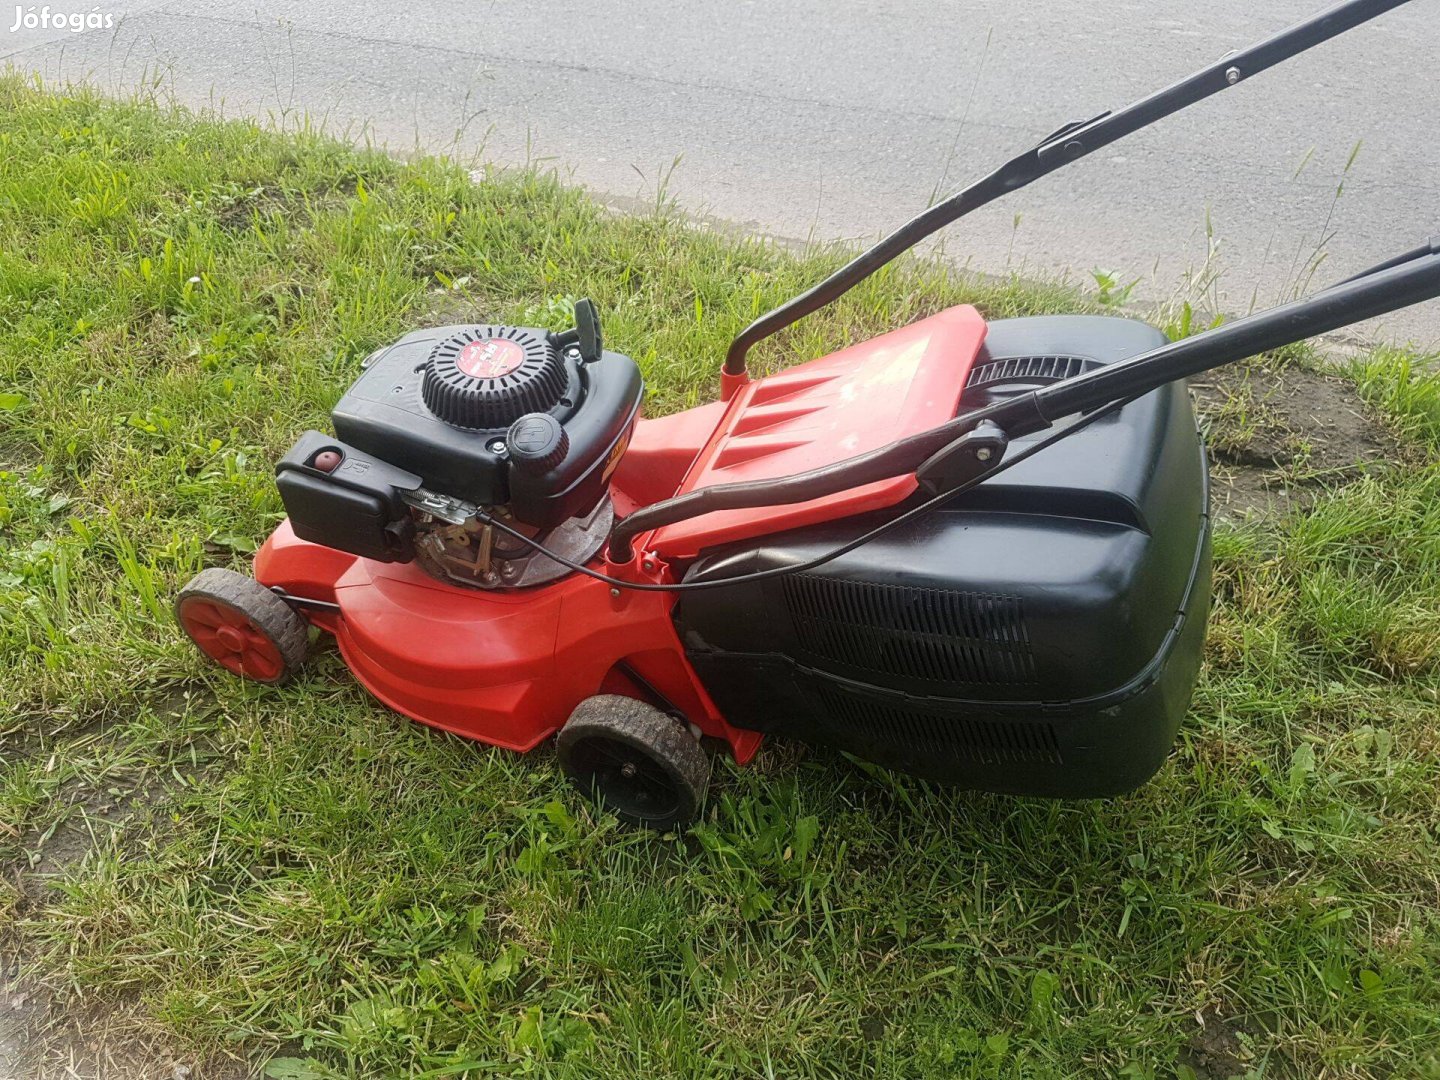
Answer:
[{"left": 5, "top": 0, "right": 1437, "bottom": 346}]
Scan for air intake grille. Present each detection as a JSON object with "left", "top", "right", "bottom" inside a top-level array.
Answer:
[
  {"left": 782, "top": 575, "right": 1036, "bottom": 685},
  {"left": 965, "top": 354, "right": 1095, "bottom": 390},
  {"left": 421, "top": 324, "right": 565, "bottom": 431},
  {"left": 816, "top": 685, "right": 1062, "bottom": 765}
]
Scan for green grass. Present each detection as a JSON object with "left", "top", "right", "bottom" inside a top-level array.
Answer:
[{"left": 2, "top": 76, "right": 1440, "bottom": 1079}]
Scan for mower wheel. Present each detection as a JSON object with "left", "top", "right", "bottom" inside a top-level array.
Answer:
[
  {"left": 175, "top": 568, "right": 309, "bottom": 685},
  {"left": 556, "top": 695, "right": 710, "bottom": 830}
]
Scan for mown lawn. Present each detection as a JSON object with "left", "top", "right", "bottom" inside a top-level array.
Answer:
[{"left": 2, "top": 79, "right": 1440, "bottom": 1079}]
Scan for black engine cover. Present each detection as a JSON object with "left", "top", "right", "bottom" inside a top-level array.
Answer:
[
  {"left": 326, "top": 324, "right": 642, "bottom": 527},
  {"left": 674, "top": 315, "right": 1212, "bottom": 798}
]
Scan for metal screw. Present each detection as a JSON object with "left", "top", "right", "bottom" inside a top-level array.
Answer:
[
  {"left": 566, "top": 347, "right": 582, "bottom": 361},
  {"left": 976, "top": 447, "right": 993, "bottom": 462},
  {"left": 488, "top": 439, "right": 506, "bottom": 453},
  {"left": 641, "top": 558, "right": 656, "bottom": 572},
  {"left": 1225, "top": 66, "right": 1242, "bottom": 85},
  {"left": 609, "top": 587, "right": 621, "bottom": 598}
]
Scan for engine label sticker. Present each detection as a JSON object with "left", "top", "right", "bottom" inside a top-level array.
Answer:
[{"left": 456, "top": 338, "right": 526, "bottom": 379}]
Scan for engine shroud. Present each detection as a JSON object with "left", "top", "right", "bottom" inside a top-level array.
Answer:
[
  {"left": 274, "top": 320, "right": 643, "bottom": 581},
  {"left": 309, "top": 323, "right": 641, "bottom": 527}
]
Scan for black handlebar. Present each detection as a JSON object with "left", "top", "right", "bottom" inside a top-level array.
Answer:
[
  {"left": 1028, "top": 251, "right": 1440, "bottom": 423},
  {"left": 611, "top": 247, "right": 1440, "bottom": 562}
]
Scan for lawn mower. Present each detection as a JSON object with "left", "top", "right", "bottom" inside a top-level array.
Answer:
[{"left": 177, "top": 0, "right": 1439, "bottom": 828}]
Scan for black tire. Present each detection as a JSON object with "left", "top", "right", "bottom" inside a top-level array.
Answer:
[
  {"left": 556, "top": 695, "right": 711, "bottom": 830},
  {"left": 175, "top": 568, "right": 310, "bottom": 684}
]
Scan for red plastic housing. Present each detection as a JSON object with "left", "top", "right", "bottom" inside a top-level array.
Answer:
[{"left": 254, "top": 305, "right": 986, "bottom": 760}]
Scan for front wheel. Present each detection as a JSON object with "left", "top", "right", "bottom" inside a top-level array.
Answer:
[
  {"left": 556, "top": 695, "right": 711, "bottom": 830},
  {"left": 176, "top": 568, "right": 310, "bottom": 684}
]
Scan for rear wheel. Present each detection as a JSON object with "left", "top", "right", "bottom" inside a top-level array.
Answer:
[
  {"left": 176, "top": 568, "right": 309, "bottom": 684},
  {"left": 556, "top": 695, "right": 710, "bottom": 830}
]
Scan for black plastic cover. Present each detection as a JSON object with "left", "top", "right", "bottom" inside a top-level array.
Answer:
[
  {"left": 507, "top": 382, "right": 640, "bottom": 527},
  {"left": 276, "top": 431, "right": 420, "bottom": 563},
  {"left": 675, "top": 315, "right": 1212, "bottom": 797}
]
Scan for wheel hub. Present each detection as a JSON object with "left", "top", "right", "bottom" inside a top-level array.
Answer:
[{"left": 215, "top": 624, "right": 247, "bottom": 651}]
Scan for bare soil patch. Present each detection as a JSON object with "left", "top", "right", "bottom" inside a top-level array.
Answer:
[
  {"left": 1190, "top": 361, "right": 1407, "bottom": 521},
  {"left": 1178, "top": 1011, "right": 1254, "bottom": 1079}
]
